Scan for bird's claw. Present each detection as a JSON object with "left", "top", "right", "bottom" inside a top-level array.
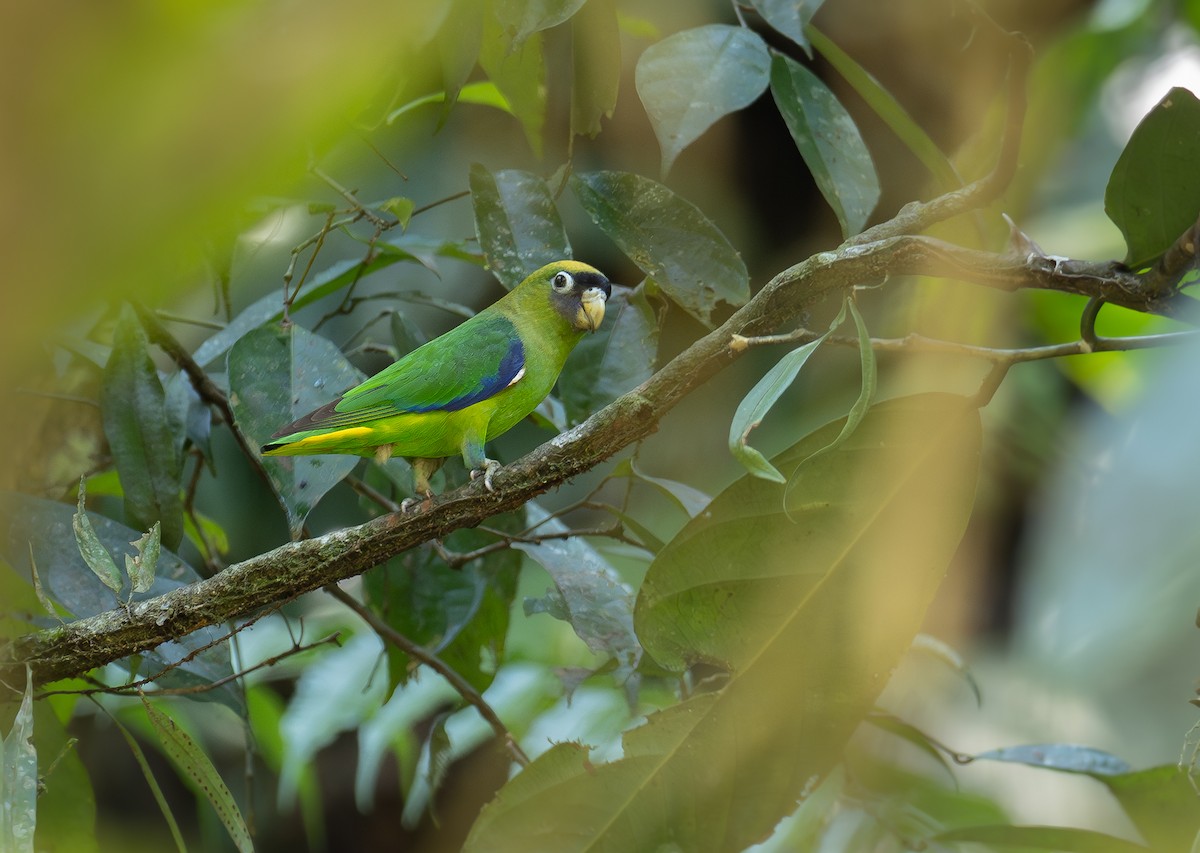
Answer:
[
  {"left": 400, "top": 491, "right": 433, "bottom": 514},
  {"left": 470, "top": 459, "right": 501, "bottom": 492}
]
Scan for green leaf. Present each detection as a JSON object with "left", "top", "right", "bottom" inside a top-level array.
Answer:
[
  {"left": 518, "top": 506, "right": 642, "bottom": 683},
  {"left": 385, "top": 80, "right": 513, "bottom": 125},
  {"left": 770, "top": 53, "right": 880, "bottom": 238},
  {"left": 116, "top": 721, "right": 187, "bottom": 853},
  {"left": 973, "top": 743, "right": 1131, "bottom": 775},
  {"left": 559, "top": 282, "right": 660, "bottom": 425},
  {"left": 101, "top": 305, "right": 184, "bottom": 549},
  {"left": 72, "top": 483, "right": 122, "bottom": 593},
  {"left": 930, "top": 825, "right": 1148, "bottom": 852},
  {"left": 748, "top": 0, "right": 826, "bottom": 54},
  {"left": 380, "top": 197, "right": 415, "bottom": 230},
  {"left": 363, "top": 511, "right": 523, "bottom": 693},
  {"left": 227, "top": 323, "right": 364, "bottom": 539},
  {"left": 635, "top": 25, "right": 771, "bottom": 176},
  {"left": 786, "top": 296, "right": 876, "bottom": 483},
  {"left": 493, "top": 0, "right": 587, "bottom": 46},
  {"left": 571, "top": 0, "right": 620, "bottom": 138},
  {"left": 2, "top": 492, "right": 236, "bottom": 704},
  {"left": 1, "top": 669, "right": 36, "bottom": 853},
  {"left": 1102, "top": 765, "right": 1200, "bottom": 852},
  {"left": 469, "top": 164, "right": 572, "bottom": 290},
  {"left": 864, "top": 712, "right": 954, "bottom": 778},
  {"left": 1105, "top": 86, "right": 1200, "bottom": 268},
  {"left": 480, "top": 12, "right": 546, "bottom": 156},
  {"left": 470, "top": 395, "right": 980, "bottom": 850},
  {"left": 571, "top": 171, "right": 749, "bottom": 326},
  {"left": 143, "top": 699, "right": 253, "bottom": 853},
  {"left": 806, "top": 24, "right": 961, "bottom": 191},
  {"left": 124, "top": 521, "right": 161, "bottom": 594}
]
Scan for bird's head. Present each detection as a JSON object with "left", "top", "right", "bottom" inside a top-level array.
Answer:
[{"left": 527, "top": 260, "right": 612, "bottom": 333}]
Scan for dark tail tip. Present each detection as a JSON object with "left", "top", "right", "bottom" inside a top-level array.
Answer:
[{"left": 261, "top": 442, "right": 282, "bottom": 455}]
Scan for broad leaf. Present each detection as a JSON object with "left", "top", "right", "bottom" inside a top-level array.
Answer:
[
  {"left": 571, "top": 171, "right": 749, "bottom": 326},
  {"left": 363, "top": 511, "right": 523, "bottom": 693},
  {"left": 1105, "top": 86, "right": 1200, "bottom": 268},
  {"left": 469, "top": 164, "right": 571, "bottom": 290},
  {"left": 559, "top": 282, "right": 659, "bottom": 425},
  {"left": 571, "top": 0, "right": 620, "bottom": 138},
  {"left": 518, "top": 507, "right": 642, "bottom": 683},
  {"left": 469, "top": 395, "right": 981, "bottom": 850},
  {"left": 227, "top": 323, "right": 364, "bottom": 539},
  {"left": 1102, "top": 765, "right": 1200, "bottom": 852},
  {"left": 770, "top": 53, "right": 880, "bottom": 238},
  {"left": 101, "top": 305, "right": 184, "bottom": 549},
  {"left": 0, "top": 493, "right": 235, "bottom": 702},
  {"left": 636, "top": 25, "right": 771, "bottom": 176},
  {"left": 749, "top": 0, "right": 826, "bottom": 54}
]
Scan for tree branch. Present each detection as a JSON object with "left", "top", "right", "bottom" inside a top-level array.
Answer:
[{"left": 3, "top": 233, "right": 1192, "bottom": 692}]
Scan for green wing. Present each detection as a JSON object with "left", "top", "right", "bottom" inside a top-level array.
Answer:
[{"left": 269, "top": 313, "right": 524, "bottom": 437}]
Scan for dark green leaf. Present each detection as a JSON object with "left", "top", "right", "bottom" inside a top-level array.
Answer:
[
  {"left": 436, "top": 0, "right": 483, "bottom": 111},
  {"left": 559, "top": 282, "right": 659, "bottom": 425},
  {"left": 1102, "top": 765, "right": 1200, "bottom": 852},
  {"left": 571, "top": 171, "right": 749, "bottom": 326},
  {"left": 1105, "top": 87, "right": 1200, "bottom": 268},
  {"left": 931, "top": 825, "right": 1148, "bottom": 852},
  {"left": 770, "top": 53, "right": 880, "bottom": 237},
  {"left": 974, "top": 743, "right": 1131, "bottom": 776},
  {"left": 1, "top": 493, "right": 235, "bottom": 704},
  {"left": 493, "top": 0, "right": 587, "bottom": 46},
  {"left": 748, "top": 0, "right": 826, "bottom": 54},
  {"left": 164, "top": 372, "right": 213, "bottom": 472},
  {"left": 116, "top": 721, "right": 187, "bottom": 853},
  {"left": 390, "top": 311, "right": 429, "bottom": 358},
  {"left": 227, "top": 323, "right": 364, "bottom": 539},
  {"left": 635, "top": 25, "right": 770, "bottom": 176},
  {"left": 469, "top": 164, "right": 571, "bottom": 290},
  {"left": 101, "top": 305, "right": 184, "bottom": 549},
  {"left": 363, "top": 515, "right": 522, "bottom": 693},
  {"left": 517, "top": 508, "right": 642, "bottom": 683},
  {"left": 571, "top": 0, "right": 620, "bottom": 138}
]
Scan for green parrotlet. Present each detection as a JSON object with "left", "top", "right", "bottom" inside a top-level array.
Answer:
[{"left": 261, "top": 260, "right": 611, "bottom": 501}]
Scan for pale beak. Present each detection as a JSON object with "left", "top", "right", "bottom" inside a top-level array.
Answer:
[{"left": 577, "top": 287, "right": 608, "bottom": 332}]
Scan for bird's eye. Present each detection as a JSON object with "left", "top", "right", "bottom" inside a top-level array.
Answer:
[{"left": 552, "top": 271, "right": 573, "bottom": 292}]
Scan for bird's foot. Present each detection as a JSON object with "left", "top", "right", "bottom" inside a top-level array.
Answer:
[
  {"left": 400, "top": 491, "right": 433, "bottom": 514},
  {"left": 470, "top": 459, "right": 501, "bottom": 492}
]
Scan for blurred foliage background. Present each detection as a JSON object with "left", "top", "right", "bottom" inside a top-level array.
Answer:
[{"left": 2, "top": 0, "right": 1199, "bottom": 850}]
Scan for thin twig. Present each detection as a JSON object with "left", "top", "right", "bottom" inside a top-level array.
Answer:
[
  {"left": 325, "top": 585, "right": 531, "bottom": 767},
  {"left": 442, "top": 525, "right": 641, "bottom": 569}
]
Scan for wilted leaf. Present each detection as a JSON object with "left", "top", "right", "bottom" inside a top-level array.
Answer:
[
  {"left": 559, "top": 282, "right": 659, "bottom": 425},
  {"left": 124, "top": 522, "right": 161, "bottom": 594},
  {"left": 469, "top": 165, "right": 571, "bottom": 290},
  {"left": 1105, "top": 86, "right": 1200, "bottom": 268},
  {"left": 770, "top": 53, "right": 880, "bottom": 237},
  {"left": 227, "top": 323, "right": 364, "bottom": 539},
  {"left": 143, "top": 699, "right": 253, "bottom": 853},
  {"left": 469, "top": 395, "right": 981, "bottom": 851},
  {"left": 635, "top": 25, "right": 770, "bottom": 176},
  {"left": 101, "top": 305, "right": 184, "bottom": 549},
  {"left": 571, "top": 171, "right": 749, "bottom": 326},
  {"left": 72, "top": 484, "right": 122, "bottom": 593},
  {"left": 571, "top": 0, "right": 620, "bottom": 138}
]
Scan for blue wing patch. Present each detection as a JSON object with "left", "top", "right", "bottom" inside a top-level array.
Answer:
[{"left": 408, "top": 336, "right": 525, "bottom": 412}]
